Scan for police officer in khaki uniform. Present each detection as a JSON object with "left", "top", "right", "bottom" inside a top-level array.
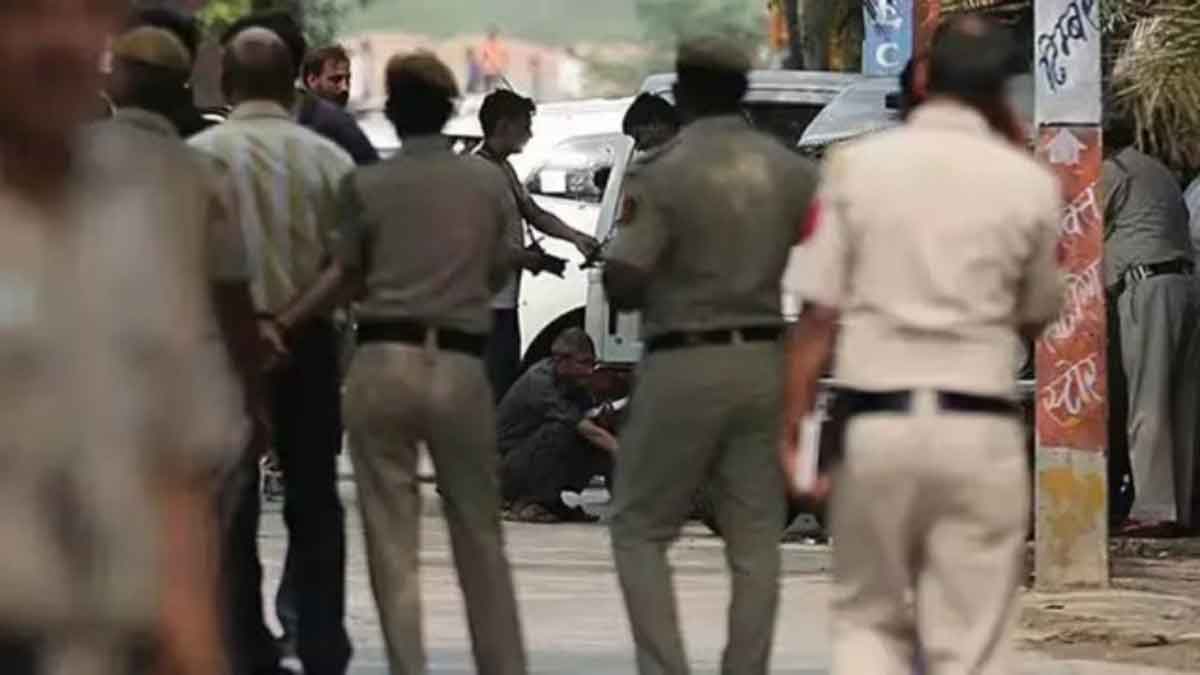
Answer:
[
  {"left": 0, "top": 2, "right": 244, "bottom": 674},
  {"left": 603, "top": 37, "right": 818, "bottom": 675},
  {"left": 106, "top": 23, "right": 270, "bottom": 667},
  {"left": 276, "top": 53, "right": 528, "bottom": 675},
  {"left": 782, "top": 18, "right": 1064, "bottom": 674}
]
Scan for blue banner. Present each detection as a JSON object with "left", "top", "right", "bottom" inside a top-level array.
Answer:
[{"left": 862, "top": 0, "right": 913, "bottom": 77}]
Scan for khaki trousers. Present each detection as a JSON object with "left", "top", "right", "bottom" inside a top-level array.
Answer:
[
  {"left": 343, "top": 341, "right": 527, "bottom": 675},
  {"left": 610, "top": 342, "right": 787, "bottom": 675},
  {"left": 831, "top": 390, "right": 1028, "bottom": 675},
  {"left": 1118, "top": 274, "right": 1200, "bottom": 526}
]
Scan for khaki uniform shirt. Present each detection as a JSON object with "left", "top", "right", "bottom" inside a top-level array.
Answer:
[
  {"left": 331, "top": 135, "right": 514, "bottom": 334},
  {"left": 1102, "top": 147, "right": 1192, "bottom": 288},
  {"left": 788, "top": 102, "right": 1064, "bottom": 397},
  {"left": 0, "top": 122, "right": 243, "bottom": 632},
  {"left": 189, "top": 101, "right": 354, "bottom": 313},
  {"left": 607, "top": 115, "right": 818, "bottom": 338}
]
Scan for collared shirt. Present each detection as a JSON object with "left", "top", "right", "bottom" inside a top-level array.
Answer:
[
  {"left": 475, "top": 144, "right": 529, "bottom": 310},
  {"left": 788, "top": 101, "right": 1064, "bottom": 397},
  {"left": 1101, "top": 147, "right": 1192, "bottom": 287},
  {"left": 606, "top": 114, "right": 818, "bottom": 338},
  {"left": 496, "top": 358, "right": 591, "bottom": 456},
  {"left": 189, "top": 100, "right": 354, "bottom": 313},
  {"left": 331, "top": 135, "right": 514, "bottom": 333},
  {"left": 0, "top": 125, "right": 243, "bottom": 631},
  {"left": 296, "top": 90, "right": 380, "bottom": 166}
]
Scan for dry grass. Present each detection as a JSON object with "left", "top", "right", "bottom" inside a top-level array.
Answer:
[{"left": 1112, "top": 1, "right": 1200, "bottom": 169}]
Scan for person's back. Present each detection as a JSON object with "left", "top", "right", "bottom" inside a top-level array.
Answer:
[
  {"left": 346, "top": 143, "right": 510, "bottom": 333},
  {"left": 603, "top": 37, "right": 818, "bottom": 675},
  {"left": 1104, "top": 146, "right": 1192, "bottom": 285},
  {"left": 193, "top": 26, "right": 355, "bottom": 675},
  {"left": 1102, "top": 137, "right": 1200, "bottom": 534},
  {"left": 325, "top": 52, "right": 528, "bottom": 675},
  {"left": 784, "top": 17, "right": 1064, "bottom": 675},
  {"left": 191, "top": 104, "right": 352, "bottom": 309},
  {"left": 823, "top": 102, "right": 1062, "bottom": 396},
  {"left": 632, "top": 120, "right": 814, "bottom": 337}
]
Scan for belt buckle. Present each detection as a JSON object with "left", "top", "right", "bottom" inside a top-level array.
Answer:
[{"left": 681, "top": 332, "right": 704, "bottom": 347}]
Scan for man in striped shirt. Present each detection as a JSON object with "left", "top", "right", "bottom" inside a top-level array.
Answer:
[{"left": 190, "top": 26, "right": 354, "bottom": 675}]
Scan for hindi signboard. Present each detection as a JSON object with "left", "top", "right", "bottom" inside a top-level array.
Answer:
[{"left": 1034, "top": 0, "right": 1103, "bottom": 124}]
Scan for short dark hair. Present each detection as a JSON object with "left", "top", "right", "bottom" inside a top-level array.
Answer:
[
  {"left": 622, "top": 94, "right": 679, "bottom": 136},
  {"left": 386, "top": 73, "right": 454, "bottom": 136},
  {"left": 303, "top": 44, "right": 350, "bottom": 81},
  {"left": 479, "top": 90, "right": 536, "bottom": 137},
  {"left": 221, "top": 11, "right": 307, "bottom": 77},
  {"left": 927, "top": 16, "right": 1015, "bottom": 104},
  {"left": 674, "top": 65, "right": 748, "bottom": 117},
  {"left": 551, "top": 327, "right": 595, "bottom": 359},
  {"left": 1104, "top": 107, "right": 1138, "bottom": 152},
  {"left": 128, "top": 7, "right": 200, "bottom": 60},
  {"left": 113, "top": 56, "right": 191, "bottom": 117},
  {"left": 222, "top": 30, "right": 295, "bottom": 104}
]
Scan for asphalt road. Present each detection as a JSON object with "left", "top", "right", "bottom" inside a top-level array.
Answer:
[{"left": 253, "top": 469, "right": 1182, "bottom": 675}]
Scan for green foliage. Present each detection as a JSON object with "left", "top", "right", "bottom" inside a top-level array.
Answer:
[
  {"left": 581, "top": 0, "right": 765, "bottom": 91},
  {"left": 634, "top": 0, "right": 764, "bottom": 55},
  {"left": 340, "top": 0, "right": 641, "bottom": 44},
  {"left": 196, "top": 0, "right": 356, "bottom": 46}
]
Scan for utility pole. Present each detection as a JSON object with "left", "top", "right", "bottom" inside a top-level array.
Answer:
[{"left": 1032, "top": 0, "right": 1109, "bottom": 591}]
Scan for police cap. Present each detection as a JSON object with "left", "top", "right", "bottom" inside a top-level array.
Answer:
[
  {"left": 111, "top": 26, "right": 192, "bottom": 74},
  {"left": 676, "top": 36, "right": 751, "bottom": 76},
  {"left": 385, "top": 52, "right": 460, "bottom": 100}
]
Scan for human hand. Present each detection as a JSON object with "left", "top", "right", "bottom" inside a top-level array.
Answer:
[
  {"left": 247, "top": 402, "right": 273, "bottom": 459},
  {"left": 257, "top": 318, "right": 289, "bottom": 372},
  {"left": 574, "top": 234, "right": 600, "bottom": 259},
  {"left": 779, "top": 420, "right": 831, "bottom": 502}
]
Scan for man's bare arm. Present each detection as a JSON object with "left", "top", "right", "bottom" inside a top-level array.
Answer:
[
  {"left": 780, "top": 305, "right": 839, "bottom": 485},
  {"left": 784, "top": 306, "right": 839, "bottom": 418},
  {"left": 578, "top": 418, "right": 619, "bottom": 454},
  {"left": 521, "top": 198, "right": 599, "bottom": 255}
]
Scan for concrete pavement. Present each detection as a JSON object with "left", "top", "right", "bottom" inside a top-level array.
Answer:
[{"left": 254, "top": 473, "right": 1188, "bottom": 674}]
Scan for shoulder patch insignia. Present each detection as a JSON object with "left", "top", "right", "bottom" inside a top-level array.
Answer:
[{"left": 799, "top": 200, "right": 822, "bottom": 243}]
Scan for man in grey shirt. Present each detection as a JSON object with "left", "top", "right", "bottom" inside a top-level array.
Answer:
[
  {"left": 1186, "top": 175, "right": 1200, "bottom": 257},
  {"left": 1103, "top": 115, "right": 1200, "bottom": 535}
]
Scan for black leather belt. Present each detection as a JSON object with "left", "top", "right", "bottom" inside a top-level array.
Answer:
[
  {"left": 357, "top": 321, "right": 487, "bottom": 357},
  {"left": 646, "top": 326, "right": 784, "bottom": 353},
  {"left": 840, "top": 389, "right": 1019, "bottom": 417},
  {"left": 1110, "top": 259, "right": 1193, "bottom": 297}
]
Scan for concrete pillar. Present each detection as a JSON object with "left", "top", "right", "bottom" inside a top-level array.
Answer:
[{"left": 1032, "top": 0, "right": 1109, "bottom": 591}]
